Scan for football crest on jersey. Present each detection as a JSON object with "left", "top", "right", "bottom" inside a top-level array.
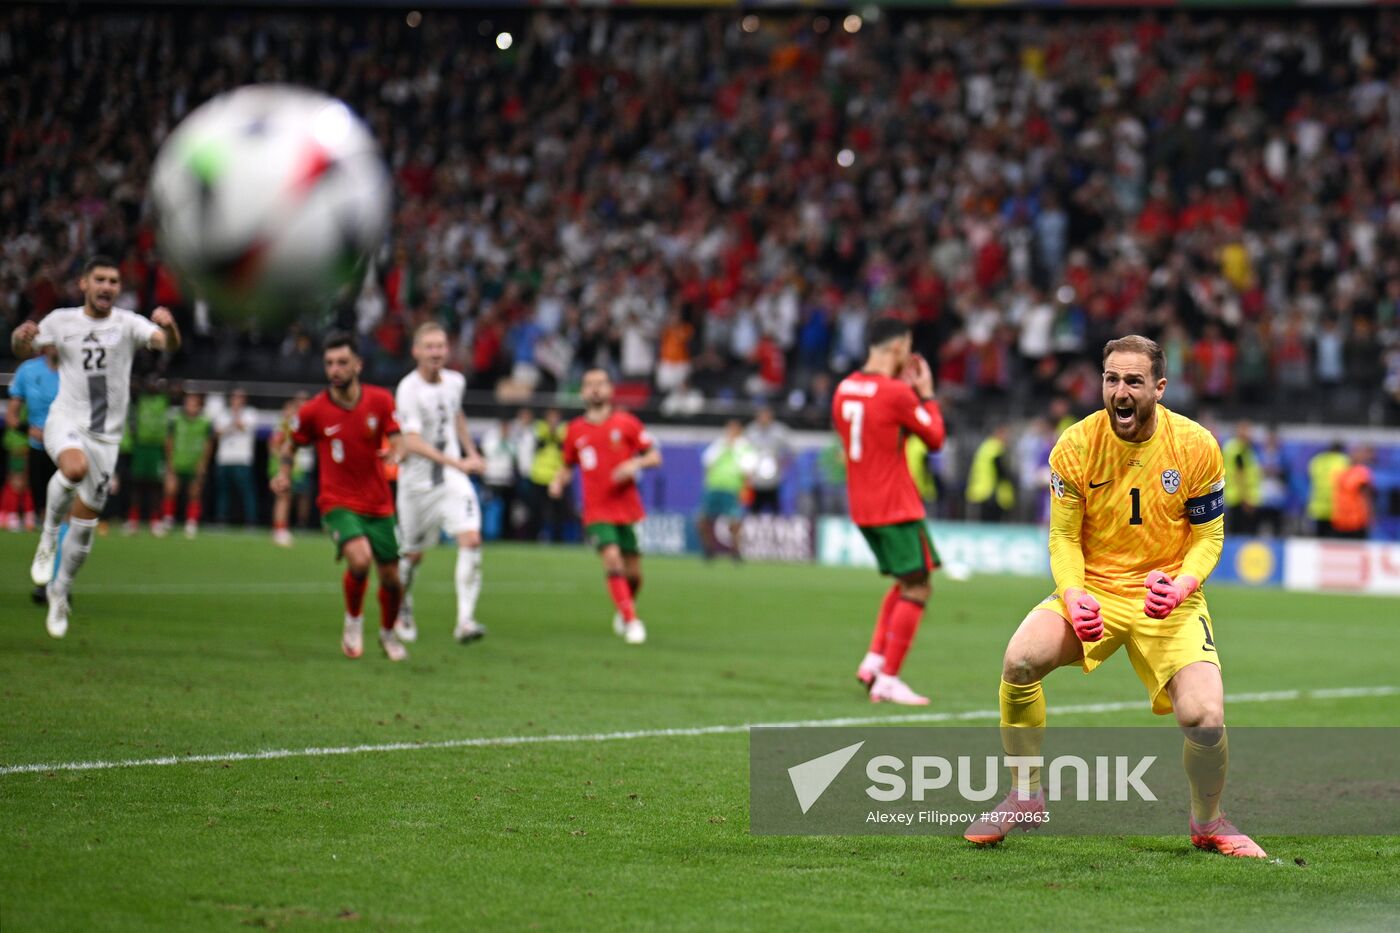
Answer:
[
  {"left": 1050, "top": 471, "right": 1066, "bottom": 498},
  {"left": 1161, "top": 469, "right": 1181, "bottom": 494},
  {"left": 367, "top": 415, "right": 379, "bottom": 434},
  {"left": 610, "top": 428, "right": 621, "bottom": 444}
]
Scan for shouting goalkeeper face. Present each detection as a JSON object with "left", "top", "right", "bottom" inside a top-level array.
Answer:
[{"left": 1101, "top": 344, "right": 1166, "bottom": 443}]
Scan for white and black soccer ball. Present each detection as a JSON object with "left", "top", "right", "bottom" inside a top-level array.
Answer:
[{"left": 151, "top": 85, "right": 390, "bottom": 320}]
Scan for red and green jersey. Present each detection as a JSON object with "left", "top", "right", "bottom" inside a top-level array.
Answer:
[
  {"left": 563, "top": 410, "right": 654, "bottom": 525},
  {"left": 292, "top": 384, "right": 400, "bottom": 517},
  {"left": 831, "top": 371, "right": 946, "bottom": 527}
]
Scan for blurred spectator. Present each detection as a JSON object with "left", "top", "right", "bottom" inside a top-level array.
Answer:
[
  {"left": 126, "top": 378, "right": 170, "bottom": 536},
  {"left": 744, "top": 406, "right": 792, "bottom": 514},
  {"left": 1222, "top": 422, "right": 1262, "bottom": 536},
  {"left": 1331, "top": 447, "right": 1376, "bottom": 540},
  {"left": 699, "top": 419, "right": 752, "bottom": 561},
  {"left": 526, "top": 409, "right": 569, "bottom": 542},
  {"left": 213, "top": 388, "right": 258, "bottom": 527},
  {"left": 1256, "top": 429, "right": 1289, "bottom": 538},
  {"left": 1014, "top": 417, "right": 1053, "bottom": 524},
  {"left": 966, "top": 424, "right": 1015, "bottom": 523},
  {"left": 479, "top": 416, "right": 520, "bottom": 541},
  {"left": 1306, "top": 442, "right": 1350, "bottom": 538}
]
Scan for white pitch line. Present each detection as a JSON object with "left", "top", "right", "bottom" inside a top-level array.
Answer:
[{"left": 2, "top": 686, "right": 1394, "bottom": 778}]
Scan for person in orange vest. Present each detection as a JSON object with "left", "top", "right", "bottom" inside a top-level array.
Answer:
[{"left": 1331, "top": 447, "right": 1374, "bottom": 540}]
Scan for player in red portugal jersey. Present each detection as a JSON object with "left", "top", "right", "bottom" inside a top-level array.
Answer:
[
  {"left": 549, "top": 369, "right": 661, "bottom": 644},
  {"left": 272, "top": 332, "right": 408, "bottom": 661},
  {"left": 832, "top": 317, "right": 947, "bottom": 705}
]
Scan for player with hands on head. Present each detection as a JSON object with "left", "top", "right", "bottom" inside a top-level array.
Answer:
[{"left": 834, "top": 317, "right": 948, "bottom": 705}]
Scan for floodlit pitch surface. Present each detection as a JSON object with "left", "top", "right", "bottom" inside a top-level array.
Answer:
[{"left": 2, "top": 533, "right": 1398, "bottom": 930}]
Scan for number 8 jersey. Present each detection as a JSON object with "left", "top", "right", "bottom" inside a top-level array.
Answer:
[
  {"left": 1048, "top": 406, "right": 1225, "bottom": 599},
  {"left": 34, "top": 306, "right": 160, "bottom": 444},
  {"left": 831, "top": 372, "right": 946, "bottom": 527}
]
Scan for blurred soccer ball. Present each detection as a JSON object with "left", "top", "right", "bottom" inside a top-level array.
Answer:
[{"left": 151, "top": 85, "right": 390, "bottom": 320}]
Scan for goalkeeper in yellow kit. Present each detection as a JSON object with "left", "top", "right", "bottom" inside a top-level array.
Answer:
[{"left": 965, "top": 336, "right": 1266, "bottom": 858}]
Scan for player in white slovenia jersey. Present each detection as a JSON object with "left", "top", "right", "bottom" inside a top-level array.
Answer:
[
  {"left": 393, "top": 322, "right": 487, "bottom": 644},
  {"left": 9, "top": 256, "right": 181, "bottom": 638}
]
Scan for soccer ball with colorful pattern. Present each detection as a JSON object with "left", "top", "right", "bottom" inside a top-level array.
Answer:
[{"left": 150, "top": 85, "right": 390, "bottom": 321}]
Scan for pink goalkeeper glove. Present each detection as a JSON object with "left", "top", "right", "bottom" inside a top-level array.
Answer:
[
  {"left": 1063, "top": 587, "right": 1104, "bottom": 642},
  {"left": 1144, "top": 570, "right": 1198, "bottom": 619}
]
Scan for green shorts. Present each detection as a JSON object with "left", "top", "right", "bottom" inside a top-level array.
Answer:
[
  {"left": 858, "top": 520, "right": 941, "bottom": 578},
  {"left": 132, "top": 445, "right": 165, "bottom": 482},
  {"left": 586, "top": 522, "right": 640, "bottom": 555},
  {"left": 701, "top": 489, "right": 744, "bottom": 520},
  {"left": 323, "top": 508, "right": 400, "bottom": 564}
]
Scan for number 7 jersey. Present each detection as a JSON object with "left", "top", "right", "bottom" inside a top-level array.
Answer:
[
  {"left": 832, "top": 372, "right": 946, "bottom": 527},
  {"left": 1048, "top": 406, "right": 1225, "bottom": 599}
]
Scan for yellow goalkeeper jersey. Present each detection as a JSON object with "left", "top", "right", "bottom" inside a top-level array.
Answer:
[{"left": 1048, "top": 406, "right": 1224, "bottom": 599}]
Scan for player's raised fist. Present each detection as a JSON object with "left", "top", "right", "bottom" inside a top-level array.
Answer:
[
  {"left": 150, "top": 306, "right": 176, "bottom": 328},
  {"left": 1064, "top": 587, "right": 1104, "bottom": 642},
  {"left": 12, "top": 320, "right": 38, "bottom": 342},
  {"left": 1143, "top": 570, "right": 1198, "bottom": 619}
]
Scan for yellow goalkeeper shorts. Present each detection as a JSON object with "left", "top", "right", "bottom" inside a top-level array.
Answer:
[{"left": 1036, "top": 587, "right": 1220, "bottom": 715}]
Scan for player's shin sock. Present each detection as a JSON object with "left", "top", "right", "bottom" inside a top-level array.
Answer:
[
  {"left": 161, "top": 496, "right": 176, "bottom": 523},
  {"left": 186, "top": 500, "right": 202, "bottom": 524},
  {"left": 1000, "top": 680, "right": 1046, "bottom": 796},
  {"left": 44, "top": 472, "right": 77, "bottom": 535},
  {"left": 377, "top": 584, "right": 402, "bottom": 632},
  {"left": 342, "top": 570, "right": 368, "bottom": 618},
  {"left": 1183, "top": 727, "right": 1228, "bottom": 823},
  {"left": 52, "top": 516, "right": 97, "bottom": 597},
  {"left": 398, "top": 557, "right": 417, "bottom": 595},
  {"left": 0, "top": 484, "right": 16, "bottom": 520},
  {"left": 456, "top": 547, "right": 482, "bottom": 622},
  {"left": 880, "top": 597, "right": 926, "bottom": 676},
  {"left": 606, "top": 572, "right": 638, "bottom": 623},
  {"left": 868, "top": 584, "right": 902, "bottom": 656}
]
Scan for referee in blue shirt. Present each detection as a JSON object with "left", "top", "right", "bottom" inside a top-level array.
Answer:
[{"left": 7, "top": 345, "right": 63, "bottom": 603}]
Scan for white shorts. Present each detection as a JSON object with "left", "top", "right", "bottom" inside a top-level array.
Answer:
[
  {"left": 397, "top": 476, "right": 481, "bottom": 553},
  {"left": 43, "top": 413, "right": 120, "bottom": 512}
]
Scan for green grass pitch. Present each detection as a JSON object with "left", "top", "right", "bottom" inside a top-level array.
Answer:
[{"left": 2, "top": 530, "right": 1398, "bottom": 931}]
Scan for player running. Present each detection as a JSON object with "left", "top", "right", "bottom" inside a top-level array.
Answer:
[
  {"left": 548, "top": 369, "right": 660, "bottom": 644},
  {"left": 965, "top": 335, "right": 1265, "bottom": 858},
  {"left": 832, "top": 317, "right": 947, "bottom": 705},
  {"left": 393, "top": 323, "right": 487, "bottom": 645},
  {"left": 11, "top": 256, "right": 181, "bottom": 638},
  {"left": 272, "top": 332, "right": 408, "bottom": 661}
]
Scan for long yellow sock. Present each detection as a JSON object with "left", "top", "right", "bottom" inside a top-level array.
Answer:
[
  {"left": 999, "top": 679, "right": 1046, "bottom": 796},
  {"left": 1183, "top": 727, "right": 1228, "bottom": 823}
]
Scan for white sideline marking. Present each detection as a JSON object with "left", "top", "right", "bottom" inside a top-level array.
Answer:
[{"left": 2, "top": 686, "right": 1394, "bottom": 778}]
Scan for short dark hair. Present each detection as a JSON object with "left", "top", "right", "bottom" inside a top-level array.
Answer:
[
  {"left": 82, "top": 255, "right": 119, "bottom": 276},
  {"left": 322, "top": 330, "right": 357, "bottom": 354},
  {"left": 1103, "top": 335, "right": 1165, "bottom": 382},
  {"left": 867, "top": 316, "right": 911, "bottom": 350}
]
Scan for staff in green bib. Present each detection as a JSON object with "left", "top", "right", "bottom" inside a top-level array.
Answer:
[
  {"left": 127, "top": 377, "right": 170, "bottom": 534},
  {"left": 527, "top": 408, "right": 570, "bottom": 542},
  {"left": 966, "top": 425, "right": 1016, "bottom": 523},
  {"left": 1306, "top": 442, "right": 1350, "bottom": 538},
  {"left": 699, "top": 419, "right": 754, "bottom": 561},
  {"left": 163, "top": 391, "right": 213, "bottom": 538}
]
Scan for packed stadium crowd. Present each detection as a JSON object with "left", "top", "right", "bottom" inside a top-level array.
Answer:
[{"left": 3, "top": 6, "right": 1400, "bottom": 428}]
